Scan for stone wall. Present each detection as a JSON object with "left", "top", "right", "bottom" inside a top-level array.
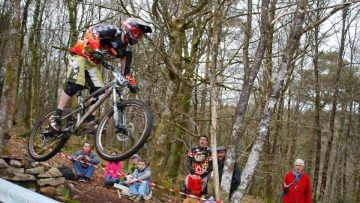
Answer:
[{"left": 0, "top": 155, "right": 65, "bottom": 201}]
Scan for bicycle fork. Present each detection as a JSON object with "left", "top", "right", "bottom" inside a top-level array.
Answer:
[{"left": 112, "top": 86, "right": 127, "bottom": 135}]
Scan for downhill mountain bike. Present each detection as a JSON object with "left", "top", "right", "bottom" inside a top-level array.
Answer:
[{"left": 28, "top": 61, "right": 153, "bottom": 162}]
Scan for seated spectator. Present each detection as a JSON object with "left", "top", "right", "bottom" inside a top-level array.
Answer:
[
  {"left": 119, "top": 153, "right": 140, "bottom": 186},
  {"left": 103, "top": 151, "right": 123, "bottom": 187},
  {"left": 70, "top": 142, "right": 99, "bottom": 182},
  {"left": 125, "top": 159, "right": 151, "bottom": 202},
  {"left": 128, "top": 154, "right": 140, "bottom": 174}
]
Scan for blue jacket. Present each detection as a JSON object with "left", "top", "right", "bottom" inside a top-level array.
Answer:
[
  {"left": 71, "top": 150, "right": 99, "bottom": 167},
  {"left": 131, "top": 167, "right": 151, "bottom": 182}
]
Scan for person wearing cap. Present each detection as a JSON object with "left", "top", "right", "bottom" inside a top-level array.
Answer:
[
  {"left": 119, "top": 153, "right": 141, "bottom": 186},
  {"left": 129, "top": 154, "right": 141, "bottom": 174},
  {"left": 281, "top": 159, "right": 312, "bottom": 203},
  {"left": 216, "top": 146, "right": 241, "bottom": 198}
]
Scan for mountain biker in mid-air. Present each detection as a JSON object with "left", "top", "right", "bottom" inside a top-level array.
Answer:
[{"left": 49, "top": 17, "right": 152, "bottom": 134}]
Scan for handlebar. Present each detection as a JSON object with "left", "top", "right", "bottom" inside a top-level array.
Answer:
[
  {"left": 101, "top": 60, "right": 115, "bottom": 71},
  {"left": 101, "top": 60, "right": 128, "bottom": 86}
]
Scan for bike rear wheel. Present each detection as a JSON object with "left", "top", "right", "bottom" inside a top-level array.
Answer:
[
  {"left": 28, "top": 109, "right": 70, "bottom": 161},
  {"left": 95, "top": 99, "right": 153, "bottom": 161}
]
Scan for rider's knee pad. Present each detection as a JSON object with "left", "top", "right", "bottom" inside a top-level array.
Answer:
[{"left": 64, "top": 82, "right": 83, "bottom": 97}]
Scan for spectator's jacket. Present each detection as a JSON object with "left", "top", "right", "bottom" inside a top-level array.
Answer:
[
  {"left": 218, "top": 159, "right": 241, "bottom": 195},
  {"left": 282, "top": 170, "right": 312, "bottom": 203},
  {"left": 103, "top": 161, "right": 123, "bottom": 179},
  {"left": 71, "top": 149, "right": 99, "bottom": 168},
  {"left": 187, "top": 146, "right": 212, "bottom": 177},
  {"left": 69, "top": 24, "right": 132, "bottom": 74},
  {"left": 131, "top": 167, "right": 151, "bottom": 182}
]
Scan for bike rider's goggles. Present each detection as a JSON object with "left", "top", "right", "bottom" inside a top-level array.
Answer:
[{"left": 127, "top": 27, "right": 144, "bottom": 45}]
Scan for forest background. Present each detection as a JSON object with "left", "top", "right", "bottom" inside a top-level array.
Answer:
[{"left": 0, "top": 0, "right": 360, "bottom": 202}]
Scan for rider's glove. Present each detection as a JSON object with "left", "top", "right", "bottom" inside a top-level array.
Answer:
[
  {"left": 92, "top": 49, "right": 104, "bottom": 62},
  {"left": 125, "top": 73, "right": 139, "bottom": 94}
]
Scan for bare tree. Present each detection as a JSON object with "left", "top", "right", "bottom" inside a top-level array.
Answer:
[
  {"left": 0, "top": 0, "right": 21, "bottom": 154},
  {"left": 318, "top": 4, "right": 348, "bottom": 202},
  {"left": 220, "top": 0, "right": 270, "bottom": 201},
  {"left": 209, "top": 0, "right": 221, "bottom": 200},
  {"left": 232, "top": 0, "right": 308, "bottom": 201}
]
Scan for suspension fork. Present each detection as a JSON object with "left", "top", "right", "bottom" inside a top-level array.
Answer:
[
  {"left": 112, "top": 85, "right": 127, "bottom": 129},
  {"left": 112, "top": 85, "right": 120, "bottom": 128}
]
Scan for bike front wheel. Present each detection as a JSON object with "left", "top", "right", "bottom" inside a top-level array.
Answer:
[
  {"left": 28, "top": 109, "right": 70, "bottom": 161},
  {"left": 95, "top": 99, "right": 153, "bottom": 162}
]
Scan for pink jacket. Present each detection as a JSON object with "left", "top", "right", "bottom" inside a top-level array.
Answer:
[{"left": 103, "top": 161, "right": 123, "bottom": 179}]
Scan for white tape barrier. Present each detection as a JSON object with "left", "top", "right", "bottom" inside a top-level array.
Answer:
[{"left": 0, "top": 178, "right": 60, "bottom": 203}]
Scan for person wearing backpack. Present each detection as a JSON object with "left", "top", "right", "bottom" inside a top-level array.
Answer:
[{"left": 281, "top": 159, "right": 312, "bottom": 203}]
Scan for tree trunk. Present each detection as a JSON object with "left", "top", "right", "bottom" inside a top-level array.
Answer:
[
  {"left": 65, "top": 0, "right": 78, "bottom": 45},
  {"left": 14, "top": 0, "right": 31, "bottom": 125},
  {"left": 150, "top": 1, "right": 209, "bottom": 181},
  {"left": 29, "top": 0, "right": 43, "bottom": 126},
  {"left": 312, "top": 1, "right": 322, "bottom": 200},
  {"left": 318, "top": 5, "right": 347, "bottom": 201},
  {"left": 0, "top": 0, "right": 21, "bottom": 155},
  {"left": 221, "top": 0, "right": 270, "bottom": 199},
  {"left": 209, "top": 0, "right": 221, "bottom": 200},
  {"left": 232, "top": 0, "right": 308, "bottom": 201},
  {"left": 264, "top": 1, "right": 278, "bottom": 201}
]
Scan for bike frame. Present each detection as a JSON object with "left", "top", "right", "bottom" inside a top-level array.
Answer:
[{"left": 61, "top": 62, "right": 128, "bottom": 134}]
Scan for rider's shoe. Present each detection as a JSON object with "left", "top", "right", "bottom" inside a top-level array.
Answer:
[
  {"left": 49, "top": 115, "right": 61, "bottom": 132},
  {"left": 125, "top": 73, "right": 139, "bottom": 94},
  {"left": 83, "top": 119, "right": 99, "bottom": 135}
]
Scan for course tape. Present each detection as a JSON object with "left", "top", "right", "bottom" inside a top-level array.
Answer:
[{"left": 25, "top": 137, "right": 222, "bottom": 202}]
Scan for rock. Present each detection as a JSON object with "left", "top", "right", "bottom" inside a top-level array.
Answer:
[
  {"left": 1, "top": 172, "right": 36, "bottom": 181},
  {"left": 23, "top": 159, "right": 35, "bottom": 169},
  {"left": 9, "top": 159, "right": 22, "bottom": 167},
  {"left": 38, "top": 162, "right": 51, "bottom": 170},
  {"left": 55, "top": 185, "right": 64, "bottom": 196},
  {"left": 31, "top": 161, "right": 39, "bottom": 168},
  {"left": 5, "top": 166, "right": 25, "bottom": 174},
  {"left": 25, "top": 166, "right": 45, "bottom": 175},
  {"left": 37, "top": 168, "right": 62, "bottom": 178},
  {"left": 0, "top": 158, "right": 8, "bottom": 168},
  {"left": 39, "top": 186, "right": 56, "bottom": 196},
  {"left": 31, "top": 162, "right": 50, "bottom": 170},
  {"left": 37, "top": 177, "right": 65, "bottom": 187}
]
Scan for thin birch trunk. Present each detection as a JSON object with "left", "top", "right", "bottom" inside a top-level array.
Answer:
[
  {"left": 231, "top": 0, "right": 308, "bottom": 201},
  {"left": 221, "top": 0, "right": 270, "bottom": 199},
  {"left": 209, "top": 0, "right": 221, "bottom": 200}
]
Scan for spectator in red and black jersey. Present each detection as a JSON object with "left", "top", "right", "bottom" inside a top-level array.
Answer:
[{"left": 181, "top": 135, "right": 213, "bottom": 198}]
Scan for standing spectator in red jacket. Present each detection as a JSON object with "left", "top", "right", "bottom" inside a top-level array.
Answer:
[{"left": 281, "top": 159, "right": 312, "bottom": 203}]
